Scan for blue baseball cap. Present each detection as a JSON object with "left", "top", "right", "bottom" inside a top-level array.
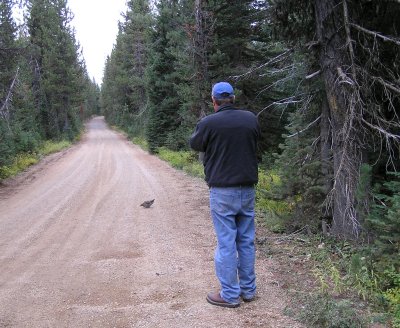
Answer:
[{"left": 212, "top": 82, "right": 234, "bottom": 99}]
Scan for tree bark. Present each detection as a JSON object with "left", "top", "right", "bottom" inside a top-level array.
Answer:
[
  {"left": 194, "top": 0, "right": 210, "bottom": 118},
  {"left": 320, "top": 94, "right": 332, "bottom": 217},
  {"left": 314, "top": 0, "right": 362, "bottom": 239}
]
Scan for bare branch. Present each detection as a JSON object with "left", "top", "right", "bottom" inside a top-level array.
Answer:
[
  {"left": 287, "top": 115, "right": 321, "bottom": 138},
  {"left": 305, "top": 70, "right": 321, "bottom": 80},
  {"left": 350, "top": 23, "right": 400, "bottom": 46},
  {"left": 256, "top": 95, "right": 304, "bottom": 117},
  {"left": 372, "top": 76, "right": 400, "bottom": 95},
  {"left": 361, "top": 118, "right": 400, "bottom": 141},
  {"left": 0, "top": 67, "right": 20, "bottom": 131},
  {"left": 343, "top": 1, "right": 357, "bottom": 81},
  {"left": 336, "top": 66, "right": 354, "bottom": 86},
  {"left": 230, "top": 49, "right": 292, "bottom": 81}
]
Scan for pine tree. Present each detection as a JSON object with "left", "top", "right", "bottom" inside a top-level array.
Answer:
[
  {"left": 269, "top": 0, "right": 400, "bottom": 239},
  {"left": 27, "top": 0, "right": 85, "bottom": 139},
  {"left": 0, "top": 0, "right": 18, "bottom": 165},
  {"left": 0, "top": 0, "right": 18, "bottom": 124},
  {"left": 100, "top": 0, "right": 152, "bottom": 137},
  {"left": 146, "top": 0, "right": 186, "bottom": 152},
  {"left": 123, "top": 0, "right": 151, "bottom": 113}
]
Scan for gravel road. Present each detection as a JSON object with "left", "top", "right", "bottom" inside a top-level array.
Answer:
[{"left": 0, "top": 117, "right": 302, "bottom": 328}]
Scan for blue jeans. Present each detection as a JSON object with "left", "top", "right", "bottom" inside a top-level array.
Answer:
[{"left": 209, "top": 186, "right": 256, "bottom": 304}]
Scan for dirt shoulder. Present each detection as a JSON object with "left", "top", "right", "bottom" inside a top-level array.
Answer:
[{"left": 0, "top": 117, "right": 303, "bottom": 328}]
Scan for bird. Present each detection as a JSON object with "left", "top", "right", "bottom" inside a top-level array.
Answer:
[{"left": 140, "top": 199, "right": 155, "bottom": 208}]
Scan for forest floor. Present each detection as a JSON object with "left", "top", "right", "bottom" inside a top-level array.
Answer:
[{"left": 0, "top": 116, "right": 307, "bottom": 327}]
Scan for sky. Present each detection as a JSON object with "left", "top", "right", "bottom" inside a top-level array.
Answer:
[{"left": 68, "top": 0, "right": 128, "bottom": 84}]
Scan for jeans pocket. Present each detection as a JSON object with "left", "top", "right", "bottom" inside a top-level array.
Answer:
[
  {"left": 241, "top": 188, "right": 255, "bottom": 210},
  {"left": 210, "top": 188, "right": 235, "bottom": 213}
]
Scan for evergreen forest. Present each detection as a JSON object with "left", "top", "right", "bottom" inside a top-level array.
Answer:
[{"left": 1, "top": 0, "right": 399, "bottom": 326}]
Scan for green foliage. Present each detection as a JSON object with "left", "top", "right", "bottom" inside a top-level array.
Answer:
[
  {"left": 131, "top": 136, "right": 148, "bottom": 151},
  {"left": 157, "top": 147, "right": 204, "bottom": 178},
  {"left": 0, "top": 139, "right": 71, "bottom": 180},
  {"left": 298, "top": 293, "right": 366, "bottom": 328},
  {"left": 256, "top": 169, "right": 293, "bottom": 232},
  {"left": 0, "top": 0, "right": 97, "bottom": 174},
  {"left": 0, "top": 153, "right": 38, "bottom": 179},
  {"left": 145, "top": 0, "right": 187, "bottom": 153},
  {"left": 363, "top": 172, "right": 400, "bottom": 324},
  {"left": 101, "top": 0, "right": 152, "bottom": 141},
  {"left": 274, "top": 96, "right": 329, "bottom": 232},
  {"left": 382, "top": 268, "right": 400, "bottom": 327},
  {"left": 41, "top": 140, "right": 71, "bottom": 155},
  {"left": 355, "top": 164, "right": 373, "bottom": 224},
  {"left": 299, "top": 236, "right": 398, "bottom": 325},
  {"left": 0, "top": 0, "right": 17, "bottom": 102},
  {"left": 27, "top": 0, "right": 88, "bottom": 139},
  {"left": 367, "top": 172, "right": 400, "bottom": 260}
]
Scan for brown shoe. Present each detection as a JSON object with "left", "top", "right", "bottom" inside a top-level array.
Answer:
[
  {"left": 242, "top": 295, "right": 255, "bottom": 302},
  {"left": 206, "top": 292, "right": 240, "bottom": 308}
]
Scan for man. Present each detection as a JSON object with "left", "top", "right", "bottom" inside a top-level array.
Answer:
[{"left": 189, "top": 82, "right": 260, "bottom": 308}]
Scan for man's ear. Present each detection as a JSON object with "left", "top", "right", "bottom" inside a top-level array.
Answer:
[{"left": 212, "top": 97, "right": 218, "bottom": 111}]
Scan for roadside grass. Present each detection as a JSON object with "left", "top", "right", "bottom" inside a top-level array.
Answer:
[
  {"left": 41, "top": 140, "right": 71, "bottom": 156},
  {"left": 131, "top": 136, "right": 149, "bottom": 151},
  {"left": 256, "top": 169, "right": 293, "bottom": 233},
  {"left": 256, "top": 228, "right": 393, "bottom": 328},
  {"left": 157, "top": 147, "right": 204, "bottom": 178},
  {"left": 0, "top": 140, "right": 71, "bottom": 180}
]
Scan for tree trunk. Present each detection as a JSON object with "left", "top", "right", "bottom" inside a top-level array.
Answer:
[
  {"left": 320, "top": 94, "right": 332, "bottom": 218},
  {"left": 194, "top": 0, "right": 210, "bottom": 118},
  {"left": 314, "top": 0, "right": 362, "bottom": 239}
]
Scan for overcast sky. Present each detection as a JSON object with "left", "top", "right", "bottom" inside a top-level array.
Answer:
[{"left": 68, "top": 0, "right": 128, "bottom": 84}]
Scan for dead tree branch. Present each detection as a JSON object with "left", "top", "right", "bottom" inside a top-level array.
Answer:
[
  {"left": 230, "top": 49, "right": 292, "bottom": 81},
  {"left": 0, "top": 67, "right": 20, "bottom": 131},
  {"left": 287, "top": 115, "right": 321, "bottom": 138},
  {"left": 350, "top": 23, "right": 400, "bottom": 46},
  {"left": 256, "top": 94, "right": 304, "bottom": 118}
]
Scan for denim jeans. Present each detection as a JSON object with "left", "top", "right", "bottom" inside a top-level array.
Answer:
[{"left": 209, "top": 186, "right": 256, "bottom": 304}]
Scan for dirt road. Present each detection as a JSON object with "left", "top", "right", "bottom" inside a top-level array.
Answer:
[{"left": 0, "top": 117, "right": 302, "bottom": 327}]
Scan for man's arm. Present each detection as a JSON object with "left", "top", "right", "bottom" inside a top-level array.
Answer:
[{"left": 189, "top": 121, "right": 207, "bottom": 152}]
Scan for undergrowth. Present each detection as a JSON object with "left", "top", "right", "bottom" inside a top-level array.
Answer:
[
  {"left": 284, "top": 236, "right": 397, "bottom": 327},
  {"left": 131, "top": 136, "right": 148, "bottom": 150},
  {"left": 157, "top": 147, "right": 204, "bottom": 178},
  {"left": 256, "top": 169, "right": 293, "bottom": 233},
  {"left": 296, "top": 293, "right": 366, "bottom": 328},
  {"left": 0, "top": 140, "right": 71, "bottom": 180}
]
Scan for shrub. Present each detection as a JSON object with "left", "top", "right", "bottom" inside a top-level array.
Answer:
[
  {"left": 157, "top": 147, "right": 204, "bottom": 178},
  {"left": 0, "top": 154, "right": 38, "bottom": 179},
  {"left": 256, "top": 169, "right": 293, "bottom": 232},
  {"left": 131, "top": 136, "right": 149, "bottom": 150},
  {"left": 0, "top": 140, "right": 71, "bottom": 180},
  {"left": 298, "top": 293, "right": 366, "bottom": 328},
  {"left": 40, "top": 140, "right": 71, "bottom": 156}
]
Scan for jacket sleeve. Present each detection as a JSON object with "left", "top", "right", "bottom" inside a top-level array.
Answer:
[{"left": 189, "top": 121, "right": 207, "bottom": 152}]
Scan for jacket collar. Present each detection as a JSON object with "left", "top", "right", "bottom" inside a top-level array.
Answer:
[{"left": 216, "top": 103, "right": 235, "bottom": 113}]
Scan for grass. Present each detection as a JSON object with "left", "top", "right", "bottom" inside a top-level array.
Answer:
[
  {"left": 131, "top": 136, "right": 149, "bottom": 150},
  {"left": 277, "top": 235, "right": 396, "bottom": 327},
  {"left": 157, "top": 147, "right": 204, "bottom": 178},
  {"left": 0, "top": 140, "right": 71, "bottom": 180},
  {"left": 256, "top": 169, "right": 293, "bottom": 232},
  {"left": 0, "top": 154, "right": 38, "bottom": 179},
  {"left": 296, "top": 293, "right": 366, "bottom": 328},
  {"left": 41, "top": 140, "right": 71, "bottom": 156}
]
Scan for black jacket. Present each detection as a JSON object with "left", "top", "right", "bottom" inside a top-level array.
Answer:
[{"left": 189, "top": 104, "right": 260, "bottom": 187}]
